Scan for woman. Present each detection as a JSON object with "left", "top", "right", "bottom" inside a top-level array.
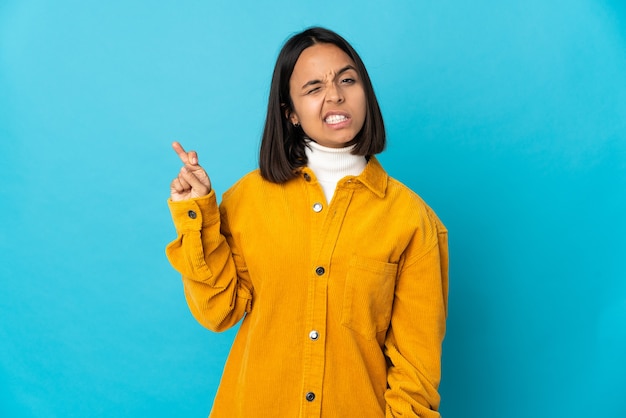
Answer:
[{"left": 166, "top": 27, "right": 448, "bottom": 418}]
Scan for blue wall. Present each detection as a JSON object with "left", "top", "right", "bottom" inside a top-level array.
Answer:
[{"left": 1, "top": 1, "right": 625, "bottom": 417}]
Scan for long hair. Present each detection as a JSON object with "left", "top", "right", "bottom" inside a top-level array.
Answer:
[{"left": 259, "top": 27, "right": 386, "bottom": 183}]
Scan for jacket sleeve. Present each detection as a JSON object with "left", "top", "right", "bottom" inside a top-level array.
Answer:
[
  {"left": 384, "top": 211, "right": 449, "bottom": 418},
  {"left": 165, "top": 191, "right": 253, "bottom": 332}
]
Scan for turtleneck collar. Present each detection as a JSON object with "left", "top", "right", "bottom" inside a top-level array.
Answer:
[{"left": 305, "top": 140, "right": 367, "bottom": 203}]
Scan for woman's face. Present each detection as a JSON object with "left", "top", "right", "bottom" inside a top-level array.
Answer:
[{"left": 288, "top": 43, "right": 367, "bottom": 148}]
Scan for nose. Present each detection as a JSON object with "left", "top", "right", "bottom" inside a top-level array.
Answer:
[{"left": 326, "top": 82, "right": 344, "bottom": 103}]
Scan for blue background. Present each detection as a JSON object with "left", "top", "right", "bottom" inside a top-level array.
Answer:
[{"left": 1, "top": 1, "right": 625, "bottom": 417}]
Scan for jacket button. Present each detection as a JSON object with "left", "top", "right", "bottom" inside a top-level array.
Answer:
[
  {"left": 187, "top": 210, "right": 197, "bottom": 219},
  {"left": 309, "top": 330, "right": 319, "bottom": 341},
  {"left": 305, "top": 392, "right": 315, "bottom": 402},
  {"left": 303, "top": 173, "right": 311, "bottom": 181},
  {"left": 315, "top": 267, "right": 325, "bottom": 276},
  {"left": 312, "top": 202, "right": 323, "bottom": 212}
]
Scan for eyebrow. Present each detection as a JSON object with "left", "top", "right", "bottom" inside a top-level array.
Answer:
[{"left": 300, "top": 65, "right": 357, "bottom": 89}]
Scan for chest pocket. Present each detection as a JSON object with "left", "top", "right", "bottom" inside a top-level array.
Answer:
[{"left": 341, "top": 256, "right": 398, "bottom": 340}]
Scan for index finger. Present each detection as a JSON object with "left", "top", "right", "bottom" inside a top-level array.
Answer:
[{"left": 172, "top": 141, "right": 189, "bottom": 164}]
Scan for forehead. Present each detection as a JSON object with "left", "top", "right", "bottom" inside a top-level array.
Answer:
[{"left": 291, "top": 43, "right": 356, "bottom": 80}]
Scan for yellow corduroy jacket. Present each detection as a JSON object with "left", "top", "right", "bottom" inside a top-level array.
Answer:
[{"left": 166, "top": 157, "right": 448, "bottom": 418}]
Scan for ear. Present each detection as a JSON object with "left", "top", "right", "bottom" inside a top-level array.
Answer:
[
  {"left": 283, "top": 107, "right": 299, "bottom": 126},
  {"left": 281, "top": 102, "right": 300, "bottom": 126}
]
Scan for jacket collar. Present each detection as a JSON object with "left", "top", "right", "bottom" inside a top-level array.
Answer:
[
  {"left": 355, "top": 156, "right": 388, "bottom": 198},
  {"left": 299, "top": 155, "right": 388, "bottom": 198}
]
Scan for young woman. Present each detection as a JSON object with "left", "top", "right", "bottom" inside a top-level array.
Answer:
[{"left": 167, "top": 27, "right": 448, "bottom": 418}]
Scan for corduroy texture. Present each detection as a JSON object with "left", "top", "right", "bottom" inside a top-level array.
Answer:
[{"left": 166, "top": 157, "right": 448, "bottom": 418}]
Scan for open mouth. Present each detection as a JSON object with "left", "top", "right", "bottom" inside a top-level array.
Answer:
[{"left": 324, "top": 114, "right": 350, "bottom": 125}]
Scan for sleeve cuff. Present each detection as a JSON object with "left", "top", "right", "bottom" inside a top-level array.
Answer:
[{"left": 167, "top": 191, "right": 220, "bottom": 232}]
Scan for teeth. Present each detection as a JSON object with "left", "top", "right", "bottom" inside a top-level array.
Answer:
[{"left": 325, "top": 114, "right": 348, "bottom": 124}]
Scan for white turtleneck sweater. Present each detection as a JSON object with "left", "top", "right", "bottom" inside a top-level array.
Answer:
[{"left": 305, "top": 140, "right": 367, "bottom": 204}]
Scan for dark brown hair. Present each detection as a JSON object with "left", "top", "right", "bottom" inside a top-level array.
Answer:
[{"left": 259, "top": 27, "right": 386, "bottom": 183}]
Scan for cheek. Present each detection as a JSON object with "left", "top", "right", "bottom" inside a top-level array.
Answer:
[
  {"left": 350, "top": 87, "right": 366, "bottom": 112},
  {"left": 356, "top": 92, "right": 367, "bottom": 122},
  {"left": 359, "top": 90, "right": 367, "bottom": 110},
  {"left": 297, "top": 99, "right": 323, "bottom": 122}
]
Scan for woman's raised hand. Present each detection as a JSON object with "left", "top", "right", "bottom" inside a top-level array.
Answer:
[{"left": 170, "top": 141, "right": 212, "bottom": 201}]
